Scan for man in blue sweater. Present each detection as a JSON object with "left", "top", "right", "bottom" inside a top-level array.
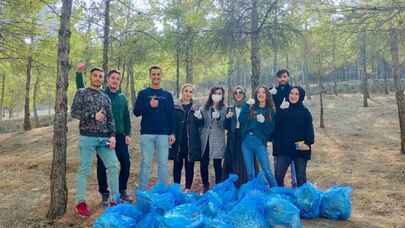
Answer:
[{"left": 133, "top": 65, "right": 176, "bottom": 190}]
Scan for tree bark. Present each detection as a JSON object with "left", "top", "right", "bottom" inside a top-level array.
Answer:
[
  {"left": 250, "top": 0, "right": 260, "bottom": 94},
  {"left": 129, "top": 64, "right": 136, "bottom": 106},
  {"left": 383, "top": 58, "right": 389, "bottom": 95},
  {"left": 0, "top": 74, "right": 5, "bottom": 121},
  {"left": 185, "top": 27, "right": 193, "bottom": 84},
  {"left": 102, "top": 0, "right": 111, "bottom": 85},
  {"left": 389, "top": 27, "right": 405, "bottom": 154},
  {"left": 47, "top": 0, "right": 72, "bottom": 220},
  {"left": 176, "top": 46, "right": 180, "bottom": 98},
  {"left": 33, "top": 75, "right": 40, "bottom": 127},
  {"left": 24, "top": 55, "right": 33, "bottom": 131},
  {"left": 358, "top": 30, "right": 369, "bottom": 107}
]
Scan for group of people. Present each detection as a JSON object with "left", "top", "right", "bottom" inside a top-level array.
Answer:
[{"left": 70, "top": 64, "right": 315, "bottom": 218}]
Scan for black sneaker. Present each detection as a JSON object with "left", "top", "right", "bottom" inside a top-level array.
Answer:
[{"left": 101, "top": 193, "right": 109, "bottom": 208}]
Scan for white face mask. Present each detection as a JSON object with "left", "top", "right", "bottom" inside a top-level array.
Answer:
[{"left": 212, "top": 94, "right": 222, "bottom": 103}]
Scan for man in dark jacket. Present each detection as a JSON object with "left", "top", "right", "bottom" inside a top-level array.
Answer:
[
  {"left": 271, "top": 69, "right": 297, "bottom": 187},
  {"left": 76, "top": 64, "right": 132, "bottom": 205}
]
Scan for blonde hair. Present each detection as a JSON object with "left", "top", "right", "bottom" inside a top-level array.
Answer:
[{"left": 180, "top": 83, "right": 194, "bottom": 103}]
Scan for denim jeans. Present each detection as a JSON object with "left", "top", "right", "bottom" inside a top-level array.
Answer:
[
  {"left": 75, "top": 135, "right": 119, "bottom": 203},
  {"left": 97, "top": 134, "right": 131, "bottom": 196},
  {"left": 242, "top": 134, "right": 277, "bottom": 187},
  {"left": 139, "top": 134, "right": 169, "bottom": 190}
]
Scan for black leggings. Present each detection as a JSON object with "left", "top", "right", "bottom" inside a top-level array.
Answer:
[
  {"left": 200, "top": 145, "right": 223, "bottom": 187},
  {"left": 275, "top": 156, "right": 308, "bottom": 187},
  {"left": 173, "top": 156, "right": 195, "bottom": 189}
]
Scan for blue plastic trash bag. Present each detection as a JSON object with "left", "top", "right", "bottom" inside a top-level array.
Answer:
[
  {"left": 150, "top": 181, "right": 170, "bottom": 194},
  {"left": 167, "top": 184, "right": 187, "bottom": 205},
  {"left": 137, "top": 212, "right": 166, "bottom": 228},
  {"left": 153, "top": 192, "right": 176, "bottom": 214},
  {"left": 203, "top": 217, "right": 234, "bottom": 228},
  {"left": 264, "top": 195, "right": 302, "bottom": 228},
  {"left": 104, "top": 204, "right": 143, "bottom": 222},
  {"left": 135, "top": 191, "right": 176, "bottom": 215},
  {"left": 238, "top": 172, "right": 271, "bottom": 199},
  {"left": 93, "top": 213, "right": 137, "bottom": 228},
  {"left": 184, "top": 192, "right": 200, "bottom": 204},
  {"left": 269, "top": 186, "right": 297, "bottom": 204},
  {"left": 320, "top": 186, "right": 352, "bottom": 220},
  {"left": 294, "top": 183, "right": 322, "bottom": 219},
  {"left": 212, "top": 174, "right": 238, "bottom": 204},
  {"left": 163, "top": 204, "right": 204, "bottom": 227},
  {"left": 195, "top": 190, "right": 223, "bottom": 217},
  {"left": 226, "top": 191, "right": 268, "bottom": 228},
  {"left": 135, "top": 190, "right": 154, "bottom": 214}
]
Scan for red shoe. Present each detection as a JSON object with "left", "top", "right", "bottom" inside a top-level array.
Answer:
[
  {"left": 120, "top": 192, "right": 132, "bottom": 203},
  {"left": 75, "top": 201, "right": 91, "bottom": 218}
]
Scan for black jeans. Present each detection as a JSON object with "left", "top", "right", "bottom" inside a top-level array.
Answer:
[
  {"left": 200, "top": 145, "right": 223, "bottom": 187},
  {"left": 173, "top": 151, "right": 195, "bottom": 189},
  {"left": 275, "top": 156, "right": 307, "bottom": 187},
  {"left": 97, "top": 134, "right": 131, "bottom": 195}
]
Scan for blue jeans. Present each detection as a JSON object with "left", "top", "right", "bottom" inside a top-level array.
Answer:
[
  {"left": 75, "top": 135, "right": 119, "bottom": 203},
  {"left": 139, "top": 134, "right": 169, "bottom": 190},
  {"left": 97, "top": 134, "right": 131, "bottom": 195},
  {"left": 242, "top": 134, "right": 277, "bottom": 187}
]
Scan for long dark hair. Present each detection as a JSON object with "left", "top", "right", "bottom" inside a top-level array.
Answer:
[
  {"left": 249, "top": 86, "right": 275, "bottom": 120},
  {"left": 205, "top": 86, "right": 225, "bottom": 110}
]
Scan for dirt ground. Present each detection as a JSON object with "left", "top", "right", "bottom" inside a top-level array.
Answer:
[{"left": 1, "top": 93, "right": 405, "bottom": 228}]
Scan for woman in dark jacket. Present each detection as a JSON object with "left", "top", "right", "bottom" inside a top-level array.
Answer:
[
  {"left": 274, "top": 86, "right": 315, "bottom": 187},
  {"left": 169, "top": 84, "right": 201, "bottom": 192},
  {"left": 223, "top": 86, "right": 249, "bottom": 187}
]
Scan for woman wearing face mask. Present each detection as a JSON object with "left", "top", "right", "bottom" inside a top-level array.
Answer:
[
  {"left": 194, "top": 86, "right": 227, "bottom": 192},
  {"left": 239, "top": 86, "right": 277, "bottom": 187},
  {"left": 223, "top": 86, "right": 249, "bottom": 187},
  {"left": 274, "top": 86, "right": 314, "bottom": 187},
  {"left": 169, "top": 84, "right": 201, "bottom": 192}
]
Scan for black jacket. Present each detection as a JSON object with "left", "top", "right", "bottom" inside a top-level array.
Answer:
[
  {"left": 273, "top": 86, "right": 315, "bottom": 160},
  {"left": 273, "top": 83, "right": 292, "bottom": 112},
  {"left": 169, "top": 101, "right": 202, "bottom": 162}
]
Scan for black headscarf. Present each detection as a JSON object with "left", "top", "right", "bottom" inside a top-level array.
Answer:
[{"left": 288, "top": 86, "right": 306, "bottom": 108}]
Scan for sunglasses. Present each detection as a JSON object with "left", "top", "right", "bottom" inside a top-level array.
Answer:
[{"left": 234, "top": 90, "right": 244, "bottom": 95}]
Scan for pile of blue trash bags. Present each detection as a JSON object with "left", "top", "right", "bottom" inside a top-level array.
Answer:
[{"left": 94, "top": 173, "right": 352, "bottom": 228}]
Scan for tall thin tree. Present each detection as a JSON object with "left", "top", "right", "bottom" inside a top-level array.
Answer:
[{"left": 47, "top": 0, "right": 73, "bottom": 220}]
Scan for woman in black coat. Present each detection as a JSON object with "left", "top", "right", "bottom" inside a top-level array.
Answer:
[
  {"left": 169, "top": 84, "right": 201, "bottom": 192},
  {"left": 274, "top": 86, "right": 315, "bottom": 187},
  {"left": 223, "top": 86, "right": 249, "bottom": 187}
]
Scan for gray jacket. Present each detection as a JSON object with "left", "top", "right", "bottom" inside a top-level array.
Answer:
[{"left": 196, "top": 106, "right": 227, "bottom": 159}]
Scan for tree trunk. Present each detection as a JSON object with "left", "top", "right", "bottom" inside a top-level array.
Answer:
[
  {"left": 185, "top": 28, "right": 193, "bottom": 84},
  {"left": 129, "top": 64, "right": 136, "bottom": 106},
  {"left": 47, "top": 0, "right": 72, "bottom": 220},
  {"left": 176, "top": 45, "right": 180, "bottom": 98},
  {"left": 33, "top": 76, "right": 40, "bottom": 127},
  {"left": 332, "top": 32, "right": 338, "bottom": 96},
  {"left": 125, "top": 63, "right": 130, "bottom": 98},
  {"left": 358, "top": 31, "right": 368, "bottom": 107},
  {"left": 102, "top": 0, "right": 111, "bottom": 85},
  {"left": 24, "top": 55, "right": 33, "bottom": 131},
  {"left": 389, "top": 27, "right": 405, "bottom": 154},
  {"left": 250, "top": 0, "right": 260, "bottom": 94},
  {"left": 0, "top": 74, "right": 5, "bottom": 121},
  {"left": 227, "top": 50, "right": 235, "bottom": 105},
  {"left": 271, "top": 0, "right": 278, "bottom": 80},
  {"left": 383, "top": 59, "right": 389, "bottom": 95}
]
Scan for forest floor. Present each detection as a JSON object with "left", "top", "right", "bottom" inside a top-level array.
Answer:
[{"left": 0, "top": 93, "right": 405, "bottom": 228}]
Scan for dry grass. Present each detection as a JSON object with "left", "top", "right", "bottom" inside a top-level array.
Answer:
[{"left": 0, "top": 93, "right": 405, "bottom": 227}]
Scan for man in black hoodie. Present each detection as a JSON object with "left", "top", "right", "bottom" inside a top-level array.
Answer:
[{"left": 271, "top": 69, "right": 297, "bottom": 187}]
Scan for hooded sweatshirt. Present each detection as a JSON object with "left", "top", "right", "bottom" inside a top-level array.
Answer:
[{"left": 273, "top": 86, "right": 315, "bottom": 160}]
